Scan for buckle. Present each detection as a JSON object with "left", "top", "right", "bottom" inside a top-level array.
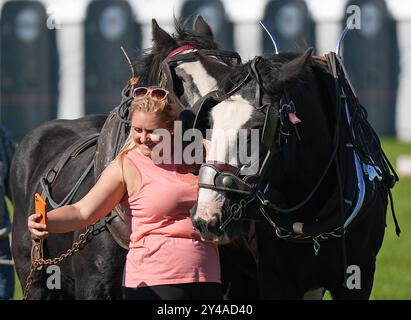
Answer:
[{"left": 45, "top": 169, "right": 57, "bottom": 184}]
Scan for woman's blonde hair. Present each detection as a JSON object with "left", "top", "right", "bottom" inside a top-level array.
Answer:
[{"left": 118, "top": 87, "right": 180, "bottom": 157}]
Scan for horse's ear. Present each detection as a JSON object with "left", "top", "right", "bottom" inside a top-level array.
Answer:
[
  {"left": 278, "top": 47, "right": 314, "bottom": 85},
  {"left": 152, "top": 19, "right": 177, "bottom": 49},
  {"left": 196, "top": 52, "right": 233, "bottom": 85},
  {"left": 193, "top": 16, "right": 213, "bottom": 38}
]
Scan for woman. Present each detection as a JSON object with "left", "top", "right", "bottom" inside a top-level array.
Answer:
[{"left": 28, "top": 87, "right": 222, "bottom": 300}]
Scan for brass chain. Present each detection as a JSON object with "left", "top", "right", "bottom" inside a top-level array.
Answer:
[
  {"left": 23, "top": 222, "right": 109, "bottom": 300},
  {"left": 23, "top": 263, "right": 37, "bottom": 300}
]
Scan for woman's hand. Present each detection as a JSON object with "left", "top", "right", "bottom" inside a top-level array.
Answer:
[{"left": 28, "top": 213, "right": 49, "bottom": 239}]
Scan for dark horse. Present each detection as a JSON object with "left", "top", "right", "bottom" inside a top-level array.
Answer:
[
  {"left": 191, "top": 49, "right": 398, "bottom": 299},
  {"left": 11, "top": 17, "right": 254, "bottom": 299}
]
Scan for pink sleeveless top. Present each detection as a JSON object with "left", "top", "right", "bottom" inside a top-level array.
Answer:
[{"left": 121, "top": 150, "right": 220, "bottom": 288}]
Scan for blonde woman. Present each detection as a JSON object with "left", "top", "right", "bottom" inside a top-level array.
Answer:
[{"left": 28, "top": 87, "right": 221, "bottom": 300}]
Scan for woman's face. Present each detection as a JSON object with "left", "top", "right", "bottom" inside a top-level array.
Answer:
[{"left": 131, "top": 111, "right": 168, "bottom": 157}]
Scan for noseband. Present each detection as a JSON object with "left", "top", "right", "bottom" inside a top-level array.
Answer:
[{"left": 198, "top": 161, "right": 259, "bottom": 196}]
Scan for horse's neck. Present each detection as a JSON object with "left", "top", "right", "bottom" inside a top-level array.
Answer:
[{"left": 269, "top": 92, "right": 335, "bottom": 212}]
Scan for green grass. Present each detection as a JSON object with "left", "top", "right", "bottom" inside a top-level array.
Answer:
[
  {"left": 370, "top": 138, "right": 411, "bottom": 299},
  {"left": 7, "top": 138, "right": 411, "bottom": 300},
  {"left": 13, "top": 265, "right": 22, "bottom": 300},
  {"left": 5, "top": 197, "right": 22, "bottom": 300},
  {"left": 371, "top": 177, "right": 411, "bottom": 299}
]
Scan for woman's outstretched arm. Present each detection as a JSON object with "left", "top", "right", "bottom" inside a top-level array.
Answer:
[{"left": 28, "top": 160, "right": 126, "bottom": 238}]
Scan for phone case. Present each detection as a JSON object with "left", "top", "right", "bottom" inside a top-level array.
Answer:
[{"left": 34, "top": 193, "right": 47, "bottom": 225}]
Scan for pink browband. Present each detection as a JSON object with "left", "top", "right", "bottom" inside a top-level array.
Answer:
[{"left": 166, "top": 45, "right": 195, "bottom": 58}]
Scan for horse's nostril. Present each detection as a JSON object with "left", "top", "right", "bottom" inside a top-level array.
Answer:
[
  {"left": 206, "top": 215, "right": 221, "bottom": 233},
  {"left": 192, "top": 218, "right": 206, "bottom": 233},
  {"left": 193, "top": 215, "right": 222, "bottom": 238},
  {"left": 210, "top": 215, "right": 219, "bottom": 225}
]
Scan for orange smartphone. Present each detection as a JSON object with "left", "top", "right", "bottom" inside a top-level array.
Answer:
[{"left": 34, "top": 193, "right": 47, "bottom": 225}]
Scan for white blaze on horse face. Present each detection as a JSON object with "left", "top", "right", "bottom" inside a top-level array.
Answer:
[
  {"left": 196, "top": 188, "right": 225, "bottom": 221},
  {"left": 195, "top": 95, "right": 254, "bottom": 222},
  {"left": 208, "top": 95, "right": 254, "bottom": 164},
  {"left": 175, "top": 61, "right": 218, "bottom": 101}
]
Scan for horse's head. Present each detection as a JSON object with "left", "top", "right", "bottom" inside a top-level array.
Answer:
[
  {"left": 137, "top": 17, "right": 241, "bottom": 110},
  {"left": 191, "top": 48, "right": 335, "bottom": 243}
]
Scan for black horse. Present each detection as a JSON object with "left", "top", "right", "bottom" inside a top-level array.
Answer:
[
  {"left": 191, "top": 49, "right": 398, "bottom": 299},
  {"left": 11, "top": 17, "right": 255, "bottom": 299}
]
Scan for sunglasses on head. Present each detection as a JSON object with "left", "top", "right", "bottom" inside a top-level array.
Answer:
[{"left": 133, "top": 87, "right": 169, "bottom": 101}]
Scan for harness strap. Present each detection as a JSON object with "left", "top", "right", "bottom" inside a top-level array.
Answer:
[
  {"left": 42, "top": 133, "right": 99, "bottom": 186},
  {"left": 41, "top": 160, "right": 95, "bottom": 209},
  {"left": 388, "top": 189, "right": 401, "bottom": 236},
  {"left": 40, "top": 133, "right": 99, "bottom": 208},
  {"left": 165, "top": 49, "right": 241, "bottom": 65},
  {"left": 166, "top": 45, "right": 194, "bottom": 58},
  {"left": 331, "top": 53, "right": 401, "bottom": 237},
  {"left": 250, "top": 57, "right": 263, "bottom": 109}
]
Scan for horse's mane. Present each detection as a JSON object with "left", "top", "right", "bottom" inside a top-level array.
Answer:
[
  {"left": 203, "top": 52, "right": 322, "bottom": 98},
  {"left": 134, "top": 18, "right": 220, "bottom": 86}
]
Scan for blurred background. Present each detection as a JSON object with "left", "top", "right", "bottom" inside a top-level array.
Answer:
[
  {"left": 0, "top": 0, "right": 410, "bottom": 299},
  {"left": 0, "top": 0, "right": 410, "bottom": 142}
]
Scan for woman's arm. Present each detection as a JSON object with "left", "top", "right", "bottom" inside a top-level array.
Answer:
[{"left": 28, "top": 159, "right": 126, "bottom": 238}]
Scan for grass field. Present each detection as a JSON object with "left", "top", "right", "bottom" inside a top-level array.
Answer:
[
  {"left": 369, "top": 138, "right": 411, "bottom": 299},
  {"left": 6, "top": 138, "right": 411, "bottom": 300}
]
